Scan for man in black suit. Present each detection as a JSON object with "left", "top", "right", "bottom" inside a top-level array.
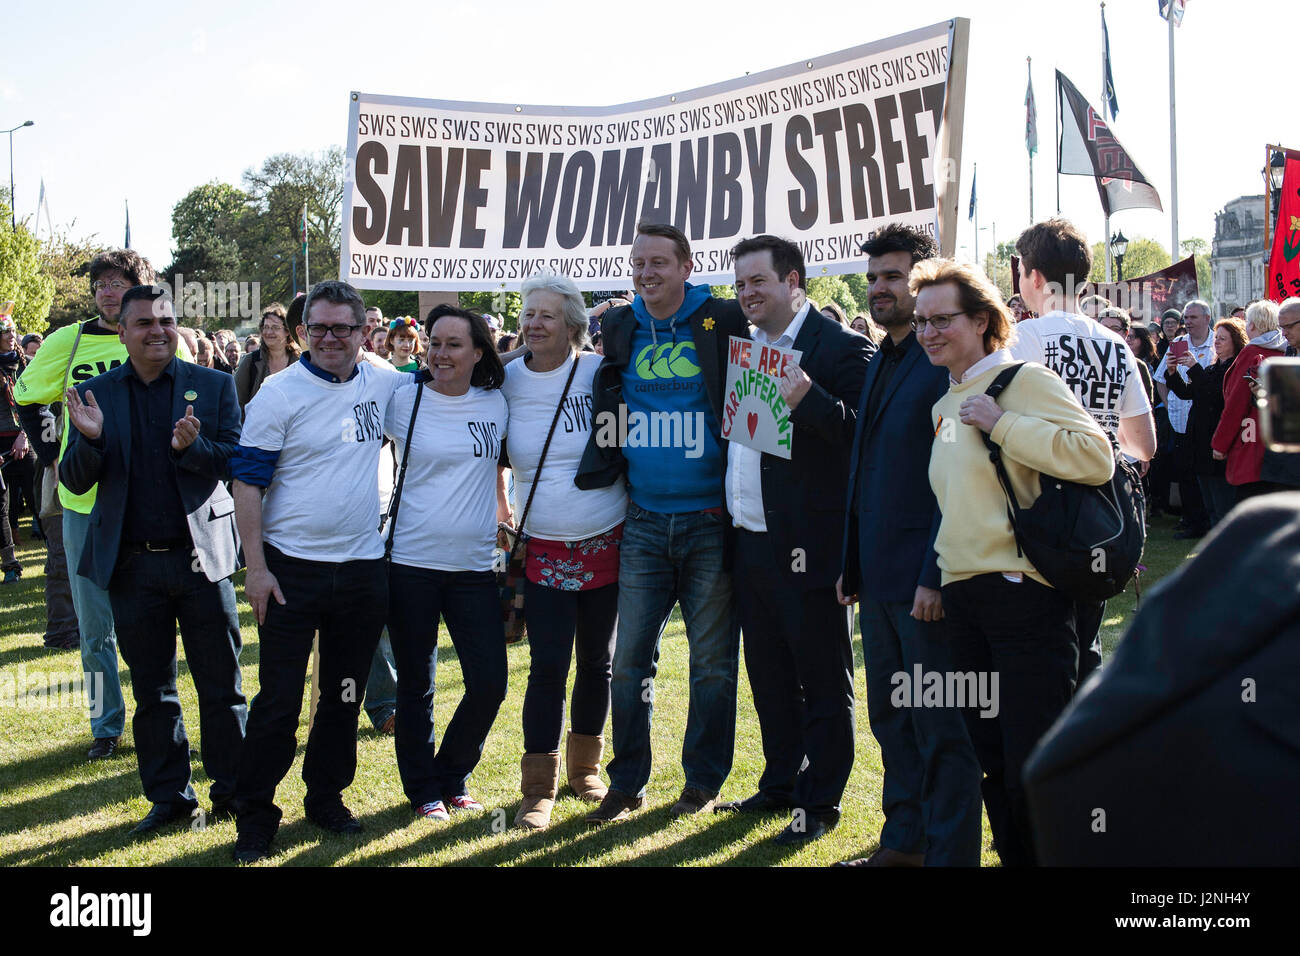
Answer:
[
  {"left": 837, "top": 224, "right": 981, "bottom": 866},
  {"left": 61, "top": 285, "right": 246, "bottom": 836},
  {"left": 714, "top": 234, "right": 872, "bottom": 845}
]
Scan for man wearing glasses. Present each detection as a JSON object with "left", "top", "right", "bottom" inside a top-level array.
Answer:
[
  {"left": 228, "top": 280, "right": 405, "bottom": 864},
  {"left": 14, "top": 250, "right": 192, "bottom": 759}
]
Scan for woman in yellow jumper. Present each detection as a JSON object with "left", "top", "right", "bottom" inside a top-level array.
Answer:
[{"left": 910, "top": 259, "right": 1112, "bottom": 867}]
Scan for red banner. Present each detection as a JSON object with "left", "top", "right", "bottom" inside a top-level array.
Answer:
[{"left": 1267, "top": 151, "right": 1300, "bottom": 303}]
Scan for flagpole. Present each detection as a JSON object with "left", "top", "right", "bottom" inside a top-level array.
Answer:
[
  {"left": 1168, "top": 11, "right": 1179, "bottom": 259},
  {"left": 1104, "top": 213, "right": 1112, "bottom": 283},
  {"left": 1100, "top": 3, "right": 1106, "bottom": 118},
  {"left": 1027, "top": 57, "right": 1034, "bottom": 224},
  {"left": 1054, "top": 70, "right": 1060, "bottom": 214},
  {"left": 973, "top": 162, "right": 980, "bottom": 269}
]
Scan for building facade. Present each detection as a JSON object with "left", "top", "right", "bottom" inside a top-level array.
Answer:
[{"left": 1211, "top": 195, "right": 1267, "bottom": 316}]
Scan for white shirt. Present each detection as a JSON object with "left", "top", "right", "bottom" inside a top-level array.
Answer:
[
  {"left": 1010, "top": 311, "right": 1151, "bottom": 438},
  {"left": 952, "top": 348, "right": 1016, "bottom": 385},
  {"left": 241, "top": 359, "right": 405, "bottom": 562},
  {"left": 501, "top": 351, "right": 627, "bottom": 540},
  {"left": 726, "top": 301, "right": 811, "bottom": 532},
  {"left": 1153, "top": 331, "right": 1216, "bottom": 434},
  {"left": 385, "top": 382, "right": 508, "bottom": 572}
]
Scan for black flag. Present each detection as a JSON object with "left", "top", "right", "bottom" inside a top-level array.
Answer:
[
  {"left": 1056, "top": 70, "right": 1162, "bottom": 216},
  {"left": 1102, "top": 5, "right": 1119, "bottom": 120}
]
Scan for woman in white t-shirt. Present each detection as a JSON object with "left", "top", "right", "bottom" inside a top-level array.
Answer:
[
  {"left": 385, "top": 306, "right": 509, "bottom": 822},
  {"left": 500, "top": 272, "right": 628, "bottom": 830}
]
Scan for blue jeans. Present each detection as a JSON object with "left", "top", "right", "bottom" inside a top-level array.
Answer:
[
  {"left": 364, "top": 630, "right": 397, "bottom": 729},
  {"left": 607, "top": 504, "right": 739, "bottom": 798},
  {"left": 861, "top": 596, "right": 982, "bottom": 865},
  {"left": 64, "top": 508, "right": 124, "bottom": 738}
]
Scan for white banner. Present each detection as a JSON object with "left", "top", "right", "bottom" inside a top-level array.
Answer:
[{"left": 343, "top": 20, "right": 963, "bottom": 291}]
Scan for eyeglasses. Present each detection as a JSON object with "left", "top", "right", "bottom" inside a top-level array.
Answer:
[
  {"left": 91, "top": 279, "right": 130, "bottom": 293},
  {"left": 1280, "top": 318, "right": 1300, "bottom": 333},
  {"left": 305, "top": 323, "right": 362, "bottom": 340},
  {"left": 911, "top": 312, "right": 966, "bottom": 332}
]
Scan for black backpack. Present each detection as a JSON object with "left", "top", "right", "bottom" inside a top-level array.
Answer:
[{"left": 981, "top": 363, "right": 1146, "bottom": 602}]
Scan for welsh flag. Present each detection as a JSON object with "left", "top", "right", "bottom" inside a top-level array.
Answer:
[
  {"left": 1267, "top": 149, "right": 1300, "bottom": 302},
  {"left": 1158, "top": 0, "right": 1187, "bottom": 26},
  {"left": 299, "top": 203, "right": 308, "bottom": 257}
]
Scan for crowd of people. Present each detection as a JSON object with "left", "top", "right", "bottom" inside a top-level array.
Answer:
[{"left": 5, "top": 217, "right": 1298, "bottom": 868}]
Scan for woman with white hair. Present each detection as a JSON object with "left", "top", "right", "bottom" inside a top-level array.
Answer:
[
  {"left": 500, "top": 271, "right": 628, "bottom": 829},
  {"left": 1211, "top": 299, "right": 1288, "bottom": 499}
]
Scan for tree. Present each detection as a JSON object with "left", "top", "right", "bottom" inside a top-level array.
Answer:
[
  {"left": 164, "top": 182, "right": 251, "bottom": 291},
  {"left": 806, "top": 275, "right": 859, "bottom": 318},
  {"left": 985, "top": 239, "right": 1017, "bottom": 301},
  {"left": 0, "top": 202, "right": 56, "bottom": 333},
  {"left": 1181, "top": 237, "right": 1213, "bottom": 302},
  {"left": 1088, "top": 237, "right": 1171, "bottom": 283},
  {"left": 241, "top": 148, "right": 345, "bottom": 302},
  {"left": 39, "top": 227, "right": 109, "bottom": 332},
  {"left": 362, "top": 290, "right": 419, "bottom": 322}
]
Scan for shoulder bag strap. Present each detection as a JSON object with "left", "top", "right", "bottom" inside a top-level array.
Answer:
[
  {"left": 383, "top": 370, "right": 429, "bottom": 562},
  {"left": 978, "top": 362, "right": 1026, "bottom": 557},
  {"left": 507, "top": 353, "right": 581, "bottom": 565}
]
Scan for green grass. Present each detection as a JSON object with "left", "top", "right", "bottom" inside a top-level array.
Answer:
[{"left": 0, "top": 513, "right": 1200, "bottom": 867}]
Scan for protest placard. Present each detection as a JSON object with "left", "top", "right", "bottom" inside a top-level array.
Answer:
[
  {"left": 343, "top": 19, "right": 969, "bottom": 291},
  {"left": 720, "top": 335, "right": 801, "bottom": 460}
]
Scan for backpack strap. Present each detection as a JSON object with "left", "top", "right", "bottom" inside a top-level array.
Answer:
[
  {"left": 979, "top": 362, "right": 1027, "bottom": 557},
  {"left": 383, "top": 368, "right": 429, "bottom": 562}
]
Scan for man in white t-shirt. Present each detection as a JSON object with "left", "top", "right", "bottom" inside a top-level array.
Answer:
[
  {"left": 1011, "top": 218, "right": 1156, "bottom": 687},
  {"left": 227, "top": 280, "right": 404, "bottom": 864},
  {"left": 1152, "top": 299, "right": 1216, "bottom": 538}
]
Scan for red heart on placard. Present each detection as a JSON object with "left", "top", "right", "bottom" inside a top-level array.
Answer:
[{"left": 746, "top": 412, "right": 759, "bottom": 438}]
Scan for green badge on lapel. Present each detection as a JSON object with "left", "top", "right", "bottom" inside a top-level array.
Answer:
[{"left": 183, "top": 390, "right": 198, "bottom": 401}]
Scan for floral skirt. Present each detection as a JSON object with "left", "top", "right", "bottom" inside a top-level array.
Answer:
[{"left": 524, "top": 523, "right": 624, "bottom": 591}]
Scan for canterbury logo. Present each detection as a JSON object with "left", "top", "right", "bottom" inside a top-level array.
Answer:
[{"left": 634, "top": 342, "right": 701, "bottom": 380}]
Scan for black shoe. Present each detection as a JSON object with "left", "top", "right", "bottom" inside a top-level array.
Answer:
[
  {"left": 306, "top": 803, "right": 363, "bottom": 834},
  {"left": 88, "top": 736, "right": 120, "bottom": 760},
  {"left": 714, "top": 791, "right": 793, "bottom": 814},
  {"left": 233, "top": 830, "right": 273, "bottom": 864},
  {"left": 132, "top": 802, "right": 196, "bottom": 836},
  {"left": 774, "top": 812, "right": 839, "bottom": 846},
  {"left": 44, "top": 633, "right": 80, "bottom": 651}
]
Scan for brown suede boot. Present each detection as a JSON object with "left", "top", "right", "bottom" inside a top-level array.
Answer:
[
  {"left": 514, "top": 752, "right": 560, "bottom": 830},
  {"left": 566, "top": 732, "right": 608, "bottom": 803}
]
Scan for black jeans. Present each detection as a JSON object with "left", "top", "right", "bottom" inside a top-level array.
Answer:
[
  {"left": 1073, "top": 599, "right": 1105, "bottom": 688},
  {"left": 388, "top": 565, "right": 506, "bottom": 807},
  {"left": 735, "top": 529, "right": 855, "bottom": 818},
  {"left": 1, "top": 435, "right": 36, "bottom": 530},
  {"left": 942, "top": 574, "right": 1078, "bottom": 867},
  {"left": 234, "top": 545, "right": 387, "bottom": 835},
  {"left": 109, "top": 548, "right": 247, "bottom": 807},
  {"left": 521, "top": 580, "right": 618, "bottom": 754}
]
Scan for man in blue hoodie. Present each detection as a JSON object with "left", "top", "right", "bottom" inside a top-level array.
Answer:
[{"left": 578, "top": 221, "right": 748, "bottom": 823}]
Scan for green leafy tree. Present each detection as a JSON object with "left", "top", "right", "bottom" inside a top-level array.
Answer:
[
  {"left": 241, "top": 148, "right": 345, "bottom": 302},
  {"left": 39, "top": 227, "right": 109, "bottom": 332},
  {"left": 806, "top": 275, "right": 859, "bottom": 318},
  {"left": 1180, "top": 237, "right": 1213, "bottom": 301},
  {"left": 1088, "top": 237, "right": 1171, "bottom": 283},
  {"left": 841, "top": 273, "right": 871, "bottom": 316},
  {"left": 164, "top": 181, "right": 250, "bottom": 292},
  {"left": 985, "top": 239, "right": 1017, "bottom": 301},
  {"left": 0, "top": 202, "right": 56, "bottom": 333},
  {"left": 362, "top": 291, "right": 419, "bottom": 322}
]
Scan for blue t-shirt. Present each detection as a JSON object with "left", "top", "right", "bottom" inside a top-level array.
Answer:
[{"left": 620, "top": 283, "right": 723, "bottom": 512}]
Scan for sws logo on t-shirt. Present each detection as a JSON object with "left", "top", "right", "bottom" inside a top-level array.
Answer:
[
  {"left": 560, "top": 394, "right": 593, "bottom": 434},
  {"left": 468, "top": 421, "right": 501, "bottom": 459},
  {"left": 70, "top": 360, "right": 124, "bottom": 385},
  {"left": 341, "top": 401, "right": 383, "bottom": 443}
]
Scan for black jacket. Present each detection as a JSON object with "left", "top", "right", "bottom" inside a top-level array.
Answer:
[
  {"left": 730, "top": 311, "right": 872, "bottom": 590},
  {"left": 1164, "top": 360, "right": 1226, "bottom": 477}
]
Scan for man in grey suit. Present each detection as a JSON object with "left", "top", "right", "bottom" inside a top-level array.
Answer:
[{"left": 61, "top": 285, "right": 247, "bottom": 835}]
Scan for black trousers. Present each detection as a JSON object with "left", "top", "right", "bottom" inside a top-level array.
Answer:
[
  {"left": 234, "top": 545, "right": 387, "bottom": 836},
  {"left": 109, "top": 548, "right": 246, "bottom": 807},
  {"left": 1, "top": 434, "right": 37, "bottom": 530},
  {"left": 387, "top": 565, "right": 507, "bottom": 807},
  {"left": 735, "top": 529, "right": 855, "bottom": 818},
  {"left": 521, "top": 579, "right": 617, "bottom": 754},
  {"left": 1073, "top": 599, "right": 1105, "bottom": 688},
  {"left": 1172, "top": 430, "right": 1208, "bottom": 530},
  {"left": 942, "top": 574, "right": 1078, "bottom": 867}
]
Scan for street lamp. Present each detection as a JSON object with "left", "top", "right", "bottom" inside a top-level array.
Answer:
[
  {"left": 1265, "top": 145, "right": 1289, "bottom": 249},
  {"left": 5, "top": 120, "right": 34, "bottom": 231},
  {"left": 1109, "top": 230, "right": 1129, "bottom": 282}
]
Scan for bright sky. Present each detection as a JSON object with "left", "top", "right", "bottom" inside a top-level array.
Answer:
[{"left": 4, "top": 0, "right": 1290, "bottom": 274}]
